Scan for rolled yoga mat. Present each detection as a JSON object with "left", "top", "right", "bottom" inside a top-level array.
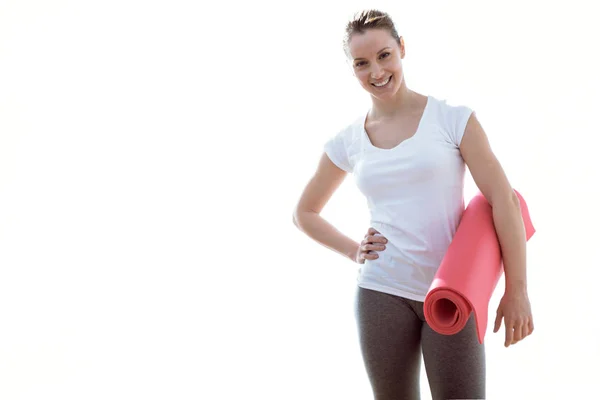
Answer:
[{"left": 423, "top": 190, "right": 535, "bottom": 344}]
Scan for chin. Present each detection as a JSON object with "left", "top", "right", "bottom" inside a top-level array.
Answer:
[{"left": 370, "top": 86, "right": 398, "bottom": 100}]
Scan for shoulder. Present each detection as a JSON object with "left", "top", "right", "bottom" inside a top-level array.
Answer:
[
  {"left": 428, "top": 95, "right": 473, "bottom": 119},
  {"left": 326, "top": 112, "right": 364, "bottom": 148},
  {"left": 322, "top": 112, "right": 365, "bottom": 173},
  {"left": 426, "top": 95, "right": 474, "bottom": 146}
]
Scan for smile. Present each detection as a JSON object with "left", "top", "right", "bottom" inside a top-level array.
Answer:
[{"left": 371, "top": 75, "right": 392, "bottom": 87}]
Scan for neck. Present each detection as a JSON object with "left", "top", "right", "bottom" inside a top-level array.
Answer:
[{"left": 370, "top": 82, "right": 414, "bottom": 119}]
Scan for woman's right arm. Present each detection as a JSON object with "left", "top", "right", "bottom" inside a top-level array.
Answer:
[{"left": 292, "top": 152, "right": 360, "bottom": 262}]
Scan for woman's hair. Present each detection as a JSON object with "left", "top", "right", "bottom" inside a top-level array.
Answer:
[{"left": 343, "top": 10, "right": 401, "bottom": 57}]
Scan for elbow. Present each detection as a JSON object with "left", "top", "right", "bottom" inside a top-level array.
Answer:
[
  {"left": 491, "top": 190, "right": 521, "bottom": 213},
  {"left": 293, "top": 208, "right": 312, "bottom": 229},
  {"left": 292, "top": 208, "right": 302, "bottom": 228},
  {"left": 506, "top": 190, "right": 521, "bottom": 210}
]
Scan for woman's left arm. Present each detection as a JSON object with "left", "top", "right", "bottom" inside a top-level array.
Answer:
[{"left": 459, "top": 112, "right": 534, "bottom": 347}]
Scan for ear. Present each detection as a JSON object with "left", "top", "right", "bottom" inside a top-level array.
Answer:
[{"left": 399, "top": 36, "right": 406, "bottom": 59}]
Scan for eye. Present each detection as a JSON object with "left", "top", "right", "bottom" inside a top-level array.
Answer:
[
  {"left": 354, "top": 61, "right": 366, "bottom": 67},
  {"left": 380, "top": 52, "right": 391, "bottom": 59}
]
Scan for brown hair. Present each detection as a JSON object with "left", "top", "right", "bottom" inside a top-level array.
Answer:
[{"left": 343, "top": 10, "right": 401, "bottom": 57}]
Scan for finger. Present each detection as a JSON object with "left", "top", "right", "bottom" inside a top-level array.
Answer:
[
  {"left": 361, "top": 244, "right": 383, "bottom": 253},
  {"left": 365, "top": 227, "right": 379, "bottom": 237},
  {"left": 521, "top": 322, "right": 529, "bottom": 340},
  {"left": 365, "top": 243, "right": 386, "bottom": 251},
  {"left": 512, "top": 321, "right": 523, "bottom": 343},
  {"left": 529, "top": 319, "right": 534, "bottom": 335},
  {"left": 505, "top": 320, "right": 514, "bottom": 347},
  {"left": 363, "top": 251, "right": 379, "bottom": 260},
  {"left": 367, "top": 235, "right": 388, "bottom": 244},
  {"left": 357, "top": 251, "right": 366, "bottom": 263},
  {"left": 493, "top": 309, "right": 502, "bottom": 333},
  {"left": 360, "top": 243, "right": 374, "bottom": 252}
]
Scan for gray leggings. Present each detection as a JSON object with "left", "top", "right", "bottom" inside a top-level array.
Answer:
[{"left": 354, "top": 286, "right": 486, "bottom": 400}]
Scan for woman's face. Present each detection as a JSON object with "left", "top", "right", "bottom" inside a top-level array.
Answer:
[{"left": 347, "top": 29, "right": 405, "bottom": 100}]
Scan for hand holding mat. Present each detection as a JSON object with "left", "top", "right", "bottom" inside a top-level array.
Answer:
[{"left": 423, "top": 190, "right": 535, "bottom": 344}]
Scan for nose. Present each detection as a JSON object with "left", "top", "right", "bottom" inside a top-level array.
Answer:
[{"left": 370, "top": 64, "right": 385, "bottom": 80}]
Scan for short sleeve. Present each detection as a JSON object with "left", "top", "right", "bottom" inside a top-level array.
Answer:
[
  {"left": 323, "top": 126, "right": 354, "bottom": 173},
  {"left": 444, "top": 103, "right": 474, "bottom": 147}
]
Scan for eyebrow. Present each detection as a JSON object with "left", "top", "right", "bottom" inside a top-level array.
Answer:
[{"left": 353, "top": 47, "right": 392, "bottom": 61}]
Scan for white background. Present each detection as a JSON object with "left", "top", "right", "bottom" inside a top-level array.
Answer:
[{"left": 1, "top": 0, "right": 599, "bottom": 399}]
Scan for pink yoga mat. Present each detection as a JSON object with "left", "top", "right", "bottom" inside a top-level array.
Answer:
[{"left": 423, "top": 190, "right": 535, "bottom": 344}]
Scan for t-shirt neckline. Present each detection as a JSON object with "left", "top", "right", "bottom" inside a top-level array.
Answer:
[{"left": 362, "top": 95, "right": 432, "bottom": 152}]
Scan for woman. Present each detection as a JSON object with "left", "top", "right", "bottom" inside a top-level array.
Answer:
[{"left": 292, "top": 9, "right": 534, "bottom": 400}]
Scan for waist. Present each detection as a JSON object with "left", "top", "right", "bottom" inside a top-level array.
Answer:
[{"left": 370, "top": 221, "right": 454, "bottom": 260}]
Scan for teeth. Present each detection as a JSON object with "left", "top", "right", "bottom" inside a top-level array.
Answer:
[{"left": 373, "top": 76, "right": 392, "bottom": 87}]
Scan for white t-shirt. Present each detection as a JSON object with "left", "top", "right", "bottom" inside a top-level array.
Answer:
[{"left": 324, "top": 95, "right": 474, "bottom": 302}]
